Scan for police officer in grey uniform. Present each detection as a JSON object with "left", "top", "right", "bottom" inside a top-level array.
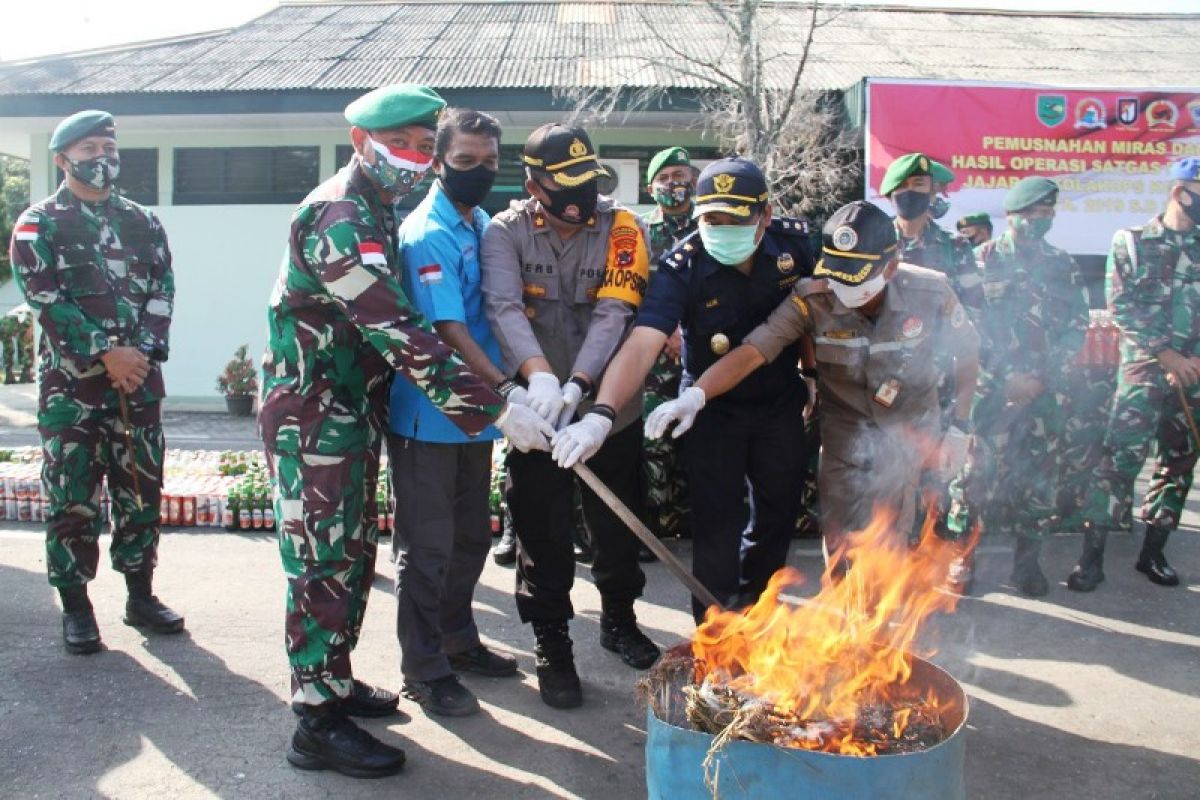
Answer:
[
  {"left": 481, "top": 123, "right": 659, "bottom": 710},
  {"left": 663, "top": 201, "right": 980, "bottom": 568}
]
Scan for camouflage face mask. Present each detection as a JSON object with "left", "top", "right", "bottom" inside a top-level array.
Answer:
[
  {"left": 363, "top": 137, "right": 431, "bottom": 196},
  {"left": 67, "top": 155, "right": 120, "bottom": 190},
  {"left": 653, "top": 180, "right": 694, "bottom": 209}
]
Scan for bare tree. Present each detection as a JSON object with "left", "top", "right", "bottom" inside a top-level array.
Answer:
[{"left": 556, "top": 1, "right": 861, "bottom": 219}]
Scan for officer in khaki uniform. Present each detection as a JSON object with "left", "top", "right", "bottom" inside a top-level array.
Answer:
[{"left": 672, "top": 201, "right": 980, "bottom": 569}]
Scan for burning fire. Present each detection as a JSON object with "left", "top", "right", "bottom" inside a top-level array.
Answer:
[{"left": 690, "top": 507, "right": 974, "bottom": 756}]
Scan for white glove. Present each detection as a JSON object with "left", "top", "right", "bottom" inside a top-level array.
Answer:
[
  {"left": 495, "top": 402, "right": 554, "bottom": 453},
  {"left": 938, "top": 424, "right": 971, "bottom": 477},
  {"left": 551, "top": 412, "right": 613, "bottom": 469},
  {"left": 644, "top": 386, "right": 706, "bottom": 440},
  {"left": 555, "top": 379, "right": 585, "bottom": 430},
  {"left": 526, "top": 371, "right": 564, "bottom": 423},
  {"left": 505, "top": 385, "right": 530, "bottom": 407}
]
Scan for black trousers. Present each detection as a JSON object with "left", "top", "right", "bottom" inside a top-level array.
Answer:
[
  {"left": 506, "top": 420, "right": 647, "bottom": 622},
  {"left": 681, "top": 392, "right": 808, "bottom": 622}
]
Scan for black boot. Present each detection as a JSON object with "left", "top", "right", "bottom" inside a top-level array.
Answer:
[
  {"left": 1136, "top": 524, "right": 1180, "bottom": 586},
  {"left": 60, "top": 586, "right": 101, "bottom": 655},
  {"left": 572, "top": 524, "right": 594, "bottom": 564},
  {"left": 286, "top": 702, "right": 406, "bottom": 778},
  {"left": 532, "top": 620, "right": 582, "bottom": 709},
  {"left": 1067, "top": 526, "right": 1107, "bottom": 592},
  {"left": 599, "top": 604, "right": 661, "bottom": 669},
  {"left": 492, "top": 513, "right": 516, "bottom": 566},
  {"left": 1010, "top": 537, "right": 1049, "bottom": 597},
  {"left": 124, "top": 571, "right": 185, "bottom": 634}
]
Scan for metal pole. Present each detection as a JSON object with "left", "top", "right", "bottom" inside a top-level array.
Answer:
[{"left": 571, "top": 462, "right": 724, "bottom": 612}]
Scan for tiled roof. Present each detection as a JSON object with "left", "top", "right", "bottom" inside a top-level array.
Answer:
[{"left": 1, "top": 1, "right": 1197, "bottom": 96}]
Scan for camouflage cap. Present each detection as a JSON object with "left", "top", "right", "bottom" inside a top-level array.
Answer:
[
  {"left": 646, "top": 146, "right": 691, "bottom": 183},
  {"left": 813, "top": 200, "right": 898, "bottom": 286},
  {"left": 48, "top": 110, "right": 115, "bottom": 152},
  {"left": 344, "top": 84, "right": 445, "bottom": 131},
  {"left": 880, "top": 152, "right": 934, "bottom": 196},
  {"left": 1004, "top": 176, "right": 1059, "bottom": 212},
  {"left": 1168, "top": 157, "right": 1200, "bottom": 181}
]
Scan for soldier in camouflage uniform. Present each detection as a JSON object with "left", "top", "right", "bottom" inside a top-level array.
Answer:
[
  {"left": 9, "top": 110, "right": 183, "bottom": 656},
  {"left": 260, "top": 85, "right": 550, "bottom": 779},
  {"left": 1071, "top": 158, "right": 1200, "bottom": 592},
  {"left": 641, "top": 147, "right": 698, "bottom": 544},
  {"left": 1054, "top": 356, "right": 1116, "bottom": 531},
  {"left": 962, "top": 177, "right": 1088, "bottom": 597}
]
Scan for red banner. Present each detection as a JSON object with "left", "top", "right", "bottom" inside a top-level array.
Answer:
[{"left": 866, "top": 78, "right": 1200, "bottom": 255}]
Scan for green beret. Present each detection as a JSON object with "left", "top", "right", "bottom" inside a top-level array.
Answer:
[
  {"left": 880, "top": 152, "right": 934, "bottom": 196},
  {"left": 930, "top": 160, "right": 955, "bottom": 185},
  {"left": 344, "top": 84, "right": 446, "bottom": 131},
  {"left": 1004, "top": 177, "right": 1059, "bottom": 212},
  {"left": 49, "top": 110, "right": 115, "bottom": 152},
  {"left": 956, "top": 212, "right": 992, "bottom": 230},
  {"left": 646, "top": 146, "right": 691, "bottom": 183}
]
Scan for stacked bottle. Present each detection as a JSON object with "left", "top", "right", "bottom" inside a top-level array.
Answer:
[{"left": 1075, "top": 309, "right": 1121, "bottom": 368}]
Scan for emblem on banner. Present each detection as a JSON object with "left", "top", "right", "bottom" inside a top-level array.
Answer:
[
  {"left": 1145, "top": 99, "right": 1179, "bottom": 130},
  {"left": 1187, "top": 100, "right": 1200, "bottom": 131},
  {"left": 1116, "top": 98, "right": 1140, "bottom": 128},
  {"left": 1073, "top": 98, "right": 1107, "bottom": 130},
  {"left": 1036, "top": 94, "right": 1067, "bottom": 128}
]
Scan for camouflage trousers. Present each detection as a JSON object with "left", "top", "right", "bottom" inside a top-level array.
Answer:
[
  {"left": 642, "top": 351, "right": 689, "bottom": 536},
  {"left": 268, "top": 429, "right": 383, "bottom": 707},
  {"left": 39, "top": 400, "right": 164, "bottom": 588},
  {"left": 1054, "top": 367, "right": 1116, "bottom": 530},
  {"left": 955, "top": 382, "right": 1066, "bottom": 541},
  {"left": 1083, "top": 376, "right": 1199, "bottom": 533}
]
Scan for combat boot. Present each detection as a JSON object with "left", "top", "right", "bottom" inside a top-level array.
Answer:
[
  {"left": 532, "top": 620, "right": 582, "bottom": 709},
  {"left": 1010, "top": 537, "right": 1049, "bottom": 597},
  {"left": 60, "top": 586, "right": 101, "bottom": 655},
  {"left": 1136, "top": 524, "right": 1180, "bottom": 586},
  {"left": 492, "top": 512, "right": 516, "bottom": 566},
  {"left": 599, "top": 604, "right": 661, "bottom": 669},
  {"left": 123, "top": 571, "right": 185, "bottom": 634},
  {"left": 286, "top": 702, "right": 406, "bottom": 778},
  {"left": 1067, "top": 525, "right": 1107, "bottom": 592}
]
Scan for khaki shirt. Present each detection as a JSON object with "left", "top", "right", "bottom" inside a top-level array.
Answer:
[
  {"left": 482, "top": 196, "right": 650, "bottom": 431},
  {"left": 744, "top": 263, "right": 979, "bottom": 435}
]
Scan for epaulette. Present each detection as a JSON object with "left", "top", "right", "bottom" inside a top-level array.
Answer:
[
  {"left": 894, "top": 263, "right": 952, "bottom": 293},
  {"left": 661, "top": 229, "right": 702, "bottom": 273},
  {"left": 770, "top": 217, "right": 810, "bottom": 236},
  {"left": 796, "top": 276, "right": 830, "bottom": 297}
]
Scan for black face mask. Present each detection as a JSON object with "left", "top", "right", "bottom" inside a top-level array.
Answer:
[
  {"left": 541, "top": 181, "right": 599, "bottom": 225},
  {"left": 893, "top": 189, "right": 932, "bottom": 221},
  {"left": 439, "top": 163, "right": 497, "bottom": 209},
  {"left": 1182, "top": 188, "right": 1200, "bottom": 225}
]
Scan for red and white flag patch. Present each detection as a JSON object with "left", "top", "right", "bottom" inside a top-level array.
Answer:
[
  {"left": 417, "top": 264, "right": 443, "bottom": 284},
  {"left": 357, "top": 241, "right": 387, "bottom": 266},
  {"left": 14, "top": 220, "right": 38, "bottom": 242}
]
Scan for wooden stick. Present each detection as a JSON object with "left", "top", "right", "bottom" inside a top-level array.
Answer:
[{"left": 1175, "top": 381, "right": 1200, "bottom": 453}]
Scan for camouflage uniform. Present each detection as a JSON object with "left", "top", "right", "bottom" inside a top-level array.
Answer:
[
  {"left": 641, "top": 205, "right": 697, "bottom": 536},
  {"left": 895, "top": 219, "right": 985, "bottom": 313},
  {"left": 1054, "top": 363, "right": 1116, "bottom": 530},
  {"left": 259, "top": 158, "right": 502, "bottom": 707},
  {"left": 962, "top": 231, "right": 1088, "bottom": 542},
  {"left": 1083, "top": 217, "right": 1200, "bottom": 532},
  {"left": 9, "top": 183, "right": 174, "bottom": 588}
]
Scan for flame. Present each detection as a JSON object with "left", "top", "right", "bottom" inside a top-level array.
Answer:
[{"left": 691, "top": 505, "right": 977, "bottom": 755}]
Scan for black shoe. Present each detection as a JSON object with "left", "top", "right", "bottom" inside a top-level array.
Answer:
[
  {"left": 402, "top": 674, "right": 480, "bottom": 717},
  {"left": 532, "top": 620, "right": 582, "bottom": 709},
  {"left": 62, "top": 610, "right": 102, "bottom": 655},
  {"left": 572, "top": 527, "right": 594, "bottom": 564},
  {"left": 599, "top": 608, "right": 661, "bottom": 670},
  {"left": 286, "top": 705, "right": 406, "bottom": 778},
  {"left": 1010, "top": 538, "right": 1049, "bottom": 597},
  {"left": 1136, "top": 525, "right": 1180, "bottom": 587},
  {"left": 492, "top": 525, "right": 516, "bottom": 566},
  {"left": 637, "top": 543, "right": 657, "bottom": 563},
  {"left": 1067, "top": 526, "right": 1107, "bottom": 592},
  {"left": 448, "top": 644, "right": 518, "bottom": 677},
  {"left": 124, "top": 595, "right": 185, "bottom": 634},
  {"left": 343, "top": 680, "right": 400, "bottom": 718}
]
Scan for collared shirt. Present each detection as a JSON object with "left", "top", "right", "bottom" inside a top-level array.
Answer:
[
  {"left": 481, "top": 195, "right": 650, "bottom": 432},
  {"left": 895, "top": 218, "right": 984, "bottom": 312},
  {"left": 644, "top": 204, "right": 699, "bottom": 261},
  {"left": 745, "top": 263, "right": 978, "bottom": 432},
  {"left": 390, "top": 181, "right": 502, "bottom": 443},
  {"left": 1107, "top": 214, "right": 1200, "bottom": 379},
  {"left": 10, "top": 182, "right": 173, "bottom": 410},
  {"left": 636, "top": 218, "right": 814, "bottom": 405}
]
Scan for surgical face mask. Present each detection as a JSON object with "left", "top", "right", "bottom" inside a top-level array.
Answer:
[
  {"left": 1180, "top": 188, "right": 1200, "bottom": 225},
  {"left": 830, "top": 272, "right": 887, "bottom": 308},
  {"left": 893, "top": 189, "right": 931, "bottom": 221},
  {"left": 540, "top": 181, "right": 599, "bottom": 225},
  {"left": 929, "top": 195, "right": 950, "bottom": 220},
  {"left": 653, "top": 180, "right": 694, "bottom": 210},
  {"left": 1011, "top": 214, "right": 1053, "bottom": 240},
  {"left": 66, "top": 155, "right": 120, "bottom": 190},
  {"left": 699, "top": 220, "right": 762, "bottom": 266},
  {"left": 363, "top": 137, "right": 432, "bottom": 195},
  {"left": 439, "top": 163, "right": 497, "bottom": 209}
]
